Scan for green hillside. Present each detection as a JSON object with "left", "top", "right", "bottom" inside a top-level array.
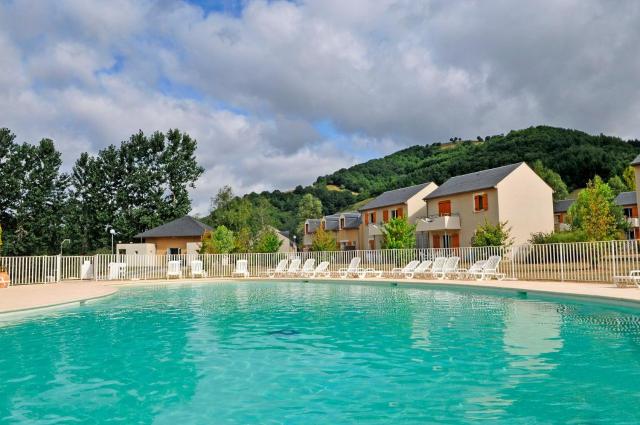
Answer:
[{"left": 224, "top": 126, "right": 640, "bottom": 235}]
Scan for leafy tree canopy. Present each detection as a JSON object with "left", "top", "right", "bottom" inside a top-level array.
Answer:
[
  {"left": 381, "top": 217, "right": 416, "bottom": 249},
  {"left": 311, "top": 226, "right": 337, "bottom": 251},
  {"left": 568, "top": 176, "right": 627, "bottom": 241},
  {"left": 472, "top": 220, "right": 514, "bottom": 247},
  {"left": 532, "top": 160, "right": 569, "bottom": 201},
  {"left": 201, "top": 226, "right": 235, "bottom": 254},
  {"left": 254, "top": 228, "right": 283, "bottom": 253}
]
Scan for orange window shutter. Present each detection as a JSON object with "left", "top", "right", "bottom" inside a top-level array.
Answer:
[
  {"left": 383, "top": 210, "right": 389, "bottom": 222},
  {"left": 452, "top": 234, "right": 460, "bottom": 248},
  {"left": 364, "top": 213, "right": 369, "bottom": 225},
  {"left": 372, "top": 211, "right": 377, "bottom": 223},
  {"left": 474, "top": 195, "right": 480, "bottom": 211},
  {"left": 432, "top": 235, "right": 440, "bottom": 249},
  {"left": 483, "top": 194, "right": 488, "bottom": 210},
  {"left": 397, "top": 207, "right": 403, "bottom": 218},
  {"left": 633, "top": 206, "right": 638, "bottom": 218},
  {"left": 558, "top": 214, "right": 563, "bottom": 224}
]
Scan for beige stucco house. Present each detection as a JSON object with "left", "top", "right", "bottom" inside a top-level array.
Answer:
[
  {"left": 302, "top": 212, "right": 361, "bottom": 251},
  {"left": 133, "top": 216, "right": 212, "bottom": 255},
  {"left": 419, "top": 162, "right": 554, "bottom": 247},
  {"left": 358, "top": 182, "right": 438, "bottom": 249}
]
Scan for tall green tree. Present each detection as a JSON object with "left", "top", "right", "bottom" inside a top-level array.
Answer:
[
  {"left": 471, "top": 220, "right": 513, "bottom": 247},
  {"left": 4, "top": 139, "right": 69, "bottom": 255},
  {"left": 68, "top": 129, "right": 203, "bottom": 253},
  {"left": 532, "top": 160, "right": 569, "bottom": 201},
  {"left": 296, "top": 193, "right": 323, "bottom": 236},
  {"left": 254, "top": 228, "right": 283, "bottom": 253},
  {"left": 201, "top": 226, "right": 235, "bottom": 254},
  {"left": 381, "top": 217, "right": 416, "bottom": 249},
  {"left": 568, "top": 176, "right": 627, "bottom": 241},
  {"left": 311, "top": 226, "right": 337, "bottom": 251},
  {"left": 607, "top": 175, "right": 628, "bottom": 196},
  {"left": 623, "top": 166, "right": 636, "bottom": 190}
]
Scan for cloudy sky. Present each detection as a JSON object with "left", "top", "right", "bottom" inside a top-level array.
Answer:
[{"left": 1, "top": 0, "right": 639, "bottom": 213}]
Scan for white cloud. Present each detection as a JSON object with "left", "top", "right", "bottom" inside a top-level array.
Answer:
[{"left": 1, "top": 0, "right": 640, "bottom": 214}]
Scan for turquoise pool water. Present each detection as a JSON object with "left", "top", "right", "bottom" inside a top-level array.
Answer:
[{"left": 2, "top": 281, "right": 640, "bottom": 424}]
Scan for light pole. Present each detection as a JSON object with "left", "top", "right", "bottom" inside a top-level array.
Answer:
[
  {"left": 60, "top": 239, "right": 70, "bottom": 255},
  {"left": 110, "top": 228, "right": 117, "bottom": 254},
  {"left": 293, "top": 235, "right": 297, "bottom": 253}
]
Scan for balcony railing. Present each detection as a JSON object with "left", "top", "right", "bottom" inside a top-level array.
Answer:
[{"left": 416, "top": 214, "right": 461, "bottom": 232}]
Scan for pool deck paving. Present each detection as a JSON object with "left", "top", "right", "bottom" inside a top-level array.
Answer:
[{"left": 2, "top": 277, "right": 640, "bottom": 314}]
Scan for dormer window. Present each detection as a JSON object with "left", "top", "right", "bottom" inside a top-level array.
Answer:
[
  {"left": 305, "top": 223, "right": 310, "bottom": 234},
  {"left": 340, "top": 217, "right": 345, "bottom": 229}
]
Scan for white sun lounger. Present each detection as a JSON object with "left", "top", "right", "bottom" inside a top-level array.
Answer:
[
  {"left": 339, "top": 257, "right": 362, "bottom": 278},
  {"left": 434, "top": 256, "right": 460, "bottom": 279},
  {"left": 285, "top": 258, "right": 302, "bottom": 277},
  {"left": 298, "top": 258, "right": 316, "bottom": 276},
  {"left": 390, "top": 260, "right": 420, "bottom": 278},
  {"left": 408, "top": 260, "right": 432, "bottom": 279},
  {"left": 470, "top": 256, "right": 506, "bottom": 280},
  {"left": 429, "top": 257, "right": 448, "bottom": 278},
  {"left": 232, "top": 259, "right": 250, "bottom": 278},
  {"left": 167, "top": 260, "right": 182, "bottom": 279},
  {"left": 265, "top": 259, "right": 288, "bottom": 278},
  {"left": 456, "top": 260, "right": 486, "bottom": 280},
  {"left": 303, "top": 261, "right": 331, "bottom": 278},
  {"left": 613, "top": 270, "right": 640, "bottom": 288},
  {"left": 191, "top": 260, "right": 207, "bottom": 278}
]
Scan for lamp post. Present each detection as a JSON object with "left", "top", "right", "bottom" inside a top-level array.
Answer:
[
  {"left": 110, "top": 228, "right": 117, "bottom": 254},
  {"left": 60, "top": 239, "right": 70, "bottom": 255},
  {"left": 293, "top": 235, "right": 297, "bottom": 253}
]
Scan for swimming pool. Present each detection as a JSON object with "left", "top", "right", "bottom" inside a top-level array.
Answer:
[{"left": 1, "top": 280, "right": 640, "bottom": 424}]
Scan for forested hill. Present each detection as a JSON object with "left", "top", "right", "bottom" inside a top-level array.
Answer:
[
  {"left": 318, "top": 126, "right": 640, "bottom": 194},
  {"left": 242, "top": 126, "right": 640, "bottom": 235}
]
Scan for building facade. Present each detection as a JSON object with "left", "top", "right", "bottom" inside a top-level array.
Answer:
[
  {"left": 419, "top": 162, "right": 554, "bottom": 247},
  {"left": 302, "top": 212, "right": 362, "bottom": 251},
  {"left": 358, "top": 182, "right": 438, "bottom": 249}
]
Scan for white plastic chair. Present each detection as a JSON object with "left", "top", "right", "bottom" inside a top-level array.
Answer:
[
  {"left": 407, "top": 260, "right": 432, "bottom": 279},
  {"left": 232, "top": 259, "right": 250, "bottom": 278},
  {"left": 339, "top": 257, "right": 362, "bottom": 278},
  {"left": 167, "top": 261, "right": 182, "bottom": 279},
  {"left": 191, "top": 260, "right": 207, "bottom": 278},
  {"left": 471, "top": 256, "right": 505, "bottom": 280},
  {"left": 434, "top": 256, "right": 460, "bottom": 279},
  {"left": 266, "top": 259, "right": 288, "bottom": 278},
  {"left": 303, "top": 261, "right": 331, "bottom": 278},
  {"left": 298, "top": 258, "right": 316, "bottom": 276},
  {"left": 285, "top": 258, "right": 302, "bottom": 277},
  {"left": 457, "top": 260, "right": 486, "bottom": 280},
  {"left": 429, "top": 257, "right": 447, "bottom": 278},
  {"left": 390, "top": 260, "right": 420, "bottom": 278}
]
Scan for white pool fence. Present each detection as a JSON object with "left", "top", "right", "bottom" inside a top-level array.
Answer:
[{"left": 1, "top": 240, "right": 640, "bottom": 286}]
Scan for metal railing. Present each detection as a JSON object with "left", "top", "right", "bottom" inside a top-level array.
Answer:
[{"left": 2, "top": 240, "right": 640, "bottom": 285}]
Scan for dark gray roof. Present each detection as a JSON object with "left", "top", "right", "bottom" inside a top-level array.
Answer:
[
  {"left": 615, "top": 191, "right": 637, "bottom": 206},
  {"left": 631, "top": 154, "right": 640, "bottom": 166},
  {"left": 359, "top": 182, "right": 434, "bottom": 211},
  {"left": 323, "top": 215, "right": 340, "bottom": 231},
  {"left": 553, "top": 199, "right": 574, "bottom": 213},
  {"left": 135, "top": 216, "right": 212, "bottom": 238},
  {"left": 305, "top": 219, "right": 321, "bottom": 233},
  {"left": 425, "top": 163, "right": 523, "bottom": 200},
  {"left": 340, "top": 212, "right": 362, "bottom": 229}
]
